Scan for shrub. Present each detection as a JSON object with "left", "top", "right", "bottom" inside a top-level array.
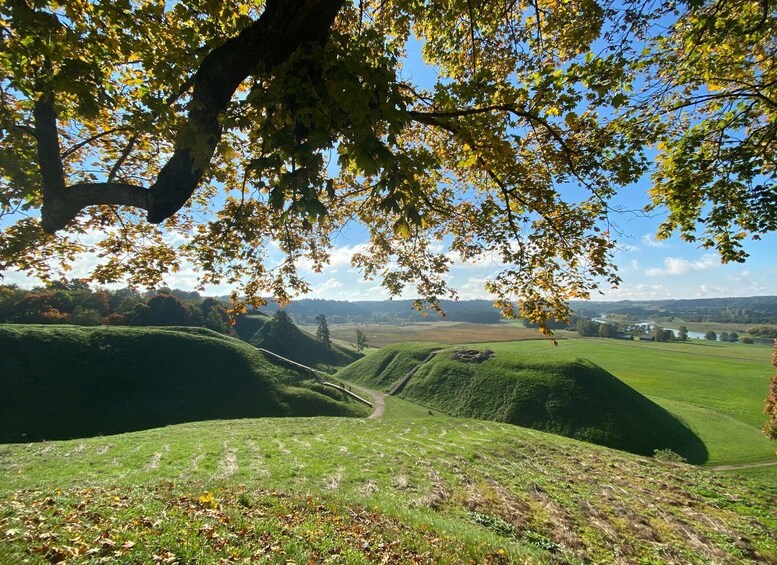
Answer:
[
  {"left": 653, "top": 448, "right": 688, "bottom": 463},
  {"left": 72, "top": 308, "right": 103, "bottom": 326}
]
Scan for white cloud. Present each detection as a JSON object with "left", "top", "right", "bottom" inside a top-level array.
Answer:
[
  {"left": 618, "top": 259, "right": 640, "bottom": 273},
  {"left": 641, "top": 233, "right": 666, "bottom": 248},
  {"left": 726, "top": 270, "right": 751, "bottom": 283},
  {"left": 455, "top": 276, "right": 492, "bottom": 300},
  {"left": 599, "top": 283, "right": 672, "bottom": 300},
  {"left": 297, "top": 243, "right": 369, "bottom": 273},
  {"left": 644, "top": 254, "right": 718, "bottom": 277},
  {"left": 317, "top": 278, "right": 343, "bottom": 293},
  {"left": 695, "top": 284, "right": 730, "bottom": 297},
  {"left": 445, "top": 250, "right": 499, "bottom": 269}
]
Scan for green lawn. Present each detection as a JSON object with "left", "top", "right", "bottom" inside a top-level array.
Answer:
[
  {"left": 465, "top": 339, "right": 775, "bottom": 466},
  {"left": 1, "top": 416, "right": 775, "bottom": 563}
]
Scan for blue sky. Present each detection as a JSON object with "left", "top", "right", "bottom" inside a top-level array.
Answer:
[{"left": 261, "top": 205, "right": 777, "bottom": 303}]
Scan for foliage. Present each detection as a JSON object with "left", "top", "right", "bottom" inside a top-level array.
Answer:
[
  {"left": 0, "top": 325, "right": 366, "bottom": 442},
  {"left": 705, "top": 330, "right": 718, "bottom": 341},
  {"left": 765, "top": 339, "right": 777, "bottom": 440},
  {"left": 750, "top": 325, "right": 777, "bottom": 338},
  {"left": 0, "top": 281, "right": 236, "bottom": 334},
  {"left": 355, "top": 328, "right": 368, "bottom": 352},
  {"left": 269, "top": 309, "right": 296, "bottom": 345},
  {"left": 576, "top": 318, "right": 599, "bottom": 337},
  {"left": 263, "top": 298, "right": 503, "bottom": 324},
  {"left": 677, "top": 325, "right": 689, "bottom": 341},
  {"left": 597, "top": 322, "right": 616, "bottom": 338},
  {"left": 1, "top": 0, "right": 775, "bottom": 331},
  {"left": 315, "top": 313, "right": 331, "bottom": 347},
  {"left": 571, "top": 297, "right": 777, "bottom": 326}
]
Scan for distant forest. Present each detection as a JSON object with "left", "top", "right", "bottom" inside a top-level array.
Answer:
[
  {"left": 259, "top": 298, "right": 502, "bottom": 324},
  {"left": 2, "top": 280, "right": 776, "bottom": 328},
  {"left": 259, "top": 296, "right": 777, "bottom": 327},
  {"left": 570, "top": 296, "right": 777, "bottom": 326}
]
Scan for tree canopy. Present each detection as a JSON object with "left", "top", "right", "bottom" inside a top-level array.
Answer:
[{"left": 1, "top": 0, "right": 774, "bottom": 328}]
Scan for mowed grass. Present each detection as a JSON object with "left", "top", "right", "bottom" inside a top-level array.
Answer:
[
  {"left": 1, "top": 417, "right": 776, "bottom": 564},
  {"left": 465, "top": 339, "right": 775, "bottom": 467}
]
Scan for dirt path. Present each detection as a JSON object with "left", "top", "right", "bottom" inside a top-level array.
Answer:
[
  {"left": 367, "top": 391, "right": 387, "bottom": 419},
  {"left": 709, "top": 459, "right": 777, "bottom": 471}
]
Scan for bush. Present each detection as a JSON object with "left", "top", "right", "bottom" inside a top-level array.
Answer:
[
  {"left": 653, "top": 448, "right": 688, "bottom": 463},
  {"left": 72, "top": 308, "right": 103, "bottom": 326}
]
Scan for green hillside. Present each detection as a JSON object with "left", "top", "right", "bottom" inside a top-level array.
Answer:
[
  {"left": 466, "top": 339, "right": 775, "bottom": 466},
  {"left": 336, "top": 342, "right": 442, "bottom": 389},
  {"left": 1, "top": 417, "right": 775, "bottom": 563},
  {"left": 341, "top": 344, "right": 707, "bottom": 461},
  {"left": 0, "top": 325, "right": 367, "bottom": 443},
  {"left": 235, "top": 313, "right": 362, "bottom": 371}
]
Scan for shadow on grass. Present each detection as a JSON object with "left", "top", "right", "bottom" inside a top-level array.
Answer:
[{"left": 558, "top": 361, "right": 709, "bottom": 464}]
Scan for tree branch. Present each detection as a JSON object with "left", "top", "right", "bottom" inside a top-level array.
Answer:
[
  {"left": 37, "top": 0, "right": 345, "bottom": 234},
  {"left": 144, "top": 0, "right": 345, "bottom": 225},
  {"left": 61, "top": 128, "right": 133, "bottom": 159}
]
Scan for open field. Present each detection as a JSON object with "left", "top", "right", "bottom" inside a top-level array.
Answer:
[
  {"left": 2, "top": 414, "right": 776, "bottom": 564},
  {"left": 452, "top": 339, "right": 775, "bottom": 468},
  {"left": 300, "top": 321, "right": 552, "bottom": 348}
]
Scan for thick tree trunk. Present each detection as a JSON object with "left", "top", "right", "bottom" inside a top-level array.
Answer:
[{"left": 39, "top": 0, "right": 344, "bottom": 233}]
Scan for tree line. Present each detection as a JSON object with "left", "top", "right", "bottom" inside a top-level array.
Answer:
[
  {"left": 575, "top": 318, "right": 752, "bottom": 344},
  {"left": 0, "top": 281, "right": 232, "bottom": 334},
  {"left": 571, "top": 297, "right": 777, "bottom": 326}
]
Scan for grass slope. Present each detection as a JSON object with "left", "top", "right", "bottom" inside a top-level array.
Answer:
[
  {"left": 237, "top": 314, "right": 362, "bottom": 372},
  {"left": 1, "top": 417, "right": 774, "bottom": 563},
  {"left": 0, "top": 325, "right": 368, "bottom": 443},
  {"left": 469, "top": 339, "right": 776, "bottom": 466},
  {"left": 336, "top": 342, "right": 442, "bottom": 389},
  {"left": 357, "top": 345, "right": 706, "bottom": 461}
]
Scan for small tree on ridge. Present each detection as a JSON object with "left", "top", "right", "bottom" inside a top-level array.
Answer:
[{"left": 316, "top": 314, "right": 331, "bottom": 348}]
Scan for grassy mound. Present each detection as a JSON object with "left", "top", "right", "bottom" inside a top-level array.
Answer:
[
  {"left": 0, "top": 325, "right": 368, "bottom": 442},
  {"left": 336, "top": 342, "right": 442, "bottom": 389},
  {"left": 239, "top": 314, "right": 362, "bottom": 372},
  {"left": 343, "top": 344, "right": 708, "bottom": 461}
]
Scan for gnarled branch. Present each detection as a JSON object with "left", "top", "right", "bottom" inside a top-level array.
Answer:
[{"left": 37, "top": 0, "right": 345, "bottom": 234}]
